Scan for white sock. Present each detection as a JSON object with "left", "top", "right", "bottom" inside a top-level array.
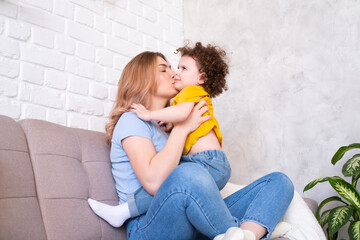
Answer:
[
  {"left": 214, "top": 227, "right": 244, "bottom": 240},
  {"left": 213, "top": 233, "right": 226, "bottom": 240},
  {"left": 213, "top": 227, "right": 257, "bottom": 240},
  {"left": 88, "top": 198, "right": 131, "bottom": 228},
  {"left": 242, "top": 230, "right": 256, "bottom": 240}
]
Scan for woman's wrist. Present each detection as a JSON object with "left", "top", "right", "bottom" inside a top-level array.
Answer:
[{"left": 172, "top": 123, "right": 191, "bottom": 136}]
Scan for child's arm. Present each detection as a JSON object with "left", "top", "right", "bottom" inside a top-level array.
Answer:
[{"left": 131, "top": 102, "right": 195, "bottom": 123}]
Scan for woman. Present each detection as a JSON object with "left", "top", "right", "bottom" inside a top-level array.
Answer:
[{"left": 91, "top": 51, "right": 294, "bottom": 240}]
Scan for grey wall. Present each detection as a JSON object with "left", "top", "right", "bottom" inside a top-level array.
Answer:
[{"left": 183, "top": 0, "right": 360, "bottom": 203}]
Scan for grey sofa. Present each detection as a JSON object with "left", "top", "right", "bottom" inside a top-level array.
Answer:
[{"left": 0, "top": 115, "right": 316, "bottom": 239}]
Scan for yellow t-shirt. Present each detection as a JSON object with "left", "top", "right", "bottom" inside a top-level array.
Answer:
[{"left": 171, "top": 85, "right": 222, "bottom": 155}]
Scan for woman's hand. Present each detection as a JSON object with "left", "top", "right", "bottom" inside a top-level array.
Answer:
[{"left": 175, "top": 99, "right": 211, "bottom": 134}]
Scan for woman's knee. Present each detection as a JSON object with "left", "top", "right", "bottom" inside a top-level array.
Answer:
[
  {"left": 269, "top": 172, "right": 294, "bottom": 198},
  {"left": 168, "top": 163, "right": 216, "bottom": 190}
]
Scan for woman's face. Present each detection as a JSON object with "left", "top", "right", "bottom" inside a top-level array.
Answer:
[
  {"left": 155, "top": 56, "right": 178, "bottom": 100},
  {"left": 174, "top": 56, "right": 203, "bottom": 91}
]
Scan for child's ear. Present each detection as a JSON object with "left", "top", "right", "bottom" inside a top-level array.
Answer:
[{"left": 198, "top": 73, "right": 207, "bottom": 84}]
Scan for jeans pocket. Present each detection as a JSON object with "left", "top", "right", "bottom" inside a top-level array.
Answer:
[
  {"left": 205, "top": 156, "right": 231, "bottom": 190},
  {"left": 180, "top": 155, "right": 194, "bottom": 164}
]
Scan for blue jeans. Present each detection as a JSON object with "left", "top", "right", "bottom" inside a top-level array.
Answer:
[
  {"left": 181, "top": 150, "right": 231, "bottom": 191},
  {"left": 126, "top": 163, "right": 294, "bottom": 240},
  {"left": 127, "top": 150, "right": 231, "bottom": 217}
]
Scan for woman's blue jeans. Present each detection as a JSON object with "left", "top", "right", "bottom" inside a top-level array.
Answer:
[
  {"left": 127, "top": 150, "right": 231, "bottom": 217},
  {"left": 126, "top": 163, "right": 294, "bottom": 240}
]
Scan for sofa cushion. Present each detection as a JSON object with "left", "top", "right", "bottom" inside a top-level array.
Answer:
[
  {"left": 0, "top": 115, "right": 47, "bottom": 240},
  {"left": 19, "top": 119, "right": 125, "bottom": 240}
]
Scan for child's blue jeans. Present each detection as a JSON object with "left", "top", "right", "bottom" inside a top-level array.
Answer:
[
  {"left": 126, "top": 163, "right": 294, "bottom": 239},
  {"left": 127, "top": 150, "right": 231, "bottom": 217}
]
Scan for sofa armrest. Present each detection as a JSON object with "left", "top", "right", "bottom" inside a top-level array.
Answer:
[{"left": 303, "top": 197, "right": 318, "bottom": 215}]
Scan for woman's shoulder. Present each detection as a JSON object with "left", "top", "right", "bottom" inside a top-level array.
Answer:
[
  {"left": 118, "top": 111, "right": 151, "bottom": 129},
  {"left": 119, "top": 111, "right": 140, "bottom": 122},
  {"left": 113, "top": 111, "right": 153, "bottom": 140}
]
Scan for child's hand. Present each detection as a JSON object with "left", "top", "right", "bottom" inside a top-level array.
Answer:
[
  {"left": 131, "top": 103, "right": 151, "bottom": 121},
  {"left": 158, "top": 121, "right": 173, "bottom": 132},
  {"left": 164, "top": 122, "right": 173, "bottom": 132}
]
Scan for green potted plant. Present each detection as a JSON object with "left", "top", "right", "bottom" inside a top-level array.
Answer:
[{"left": 304, "top": 143, "right": 360, "bottom": 240}]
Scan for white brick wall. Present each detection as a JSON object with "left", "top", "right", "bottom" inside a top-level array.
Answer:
[{"left": 0, "top": 0, "right": 184, "bottom": 132}]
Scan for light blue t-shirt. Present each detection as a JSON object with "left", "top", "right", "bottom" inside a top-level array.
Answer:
[{"left": 110, "top": 112, "right": 168, "bottom": 203}]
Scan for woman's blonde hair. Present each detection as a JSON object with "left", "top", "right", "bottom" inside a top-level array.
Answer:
[{"left": 105, "top": 51, "right": 167, "bottom": 145}]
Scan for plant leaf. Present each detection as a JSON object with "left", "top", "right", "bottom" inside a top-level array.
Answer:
[
  {"left": 328, "top": 177, "right": 360, "bottom": 212},
  {"left": 343, "top": 154, "right": 360, "bottom": 177},
  {"left": 332, "top": 143, "right": 360, "bottom": 165},
  {"left": 327, "top": 227, "right": 338, "bottom": 240},
  {"left": 328, "top": 205, "right": 354, "bottom": 236},
  {"left": 316, "top": 196, "right": 346, "bottom": 220},
  {"left": 353, "top": 172, "right": 360, "bottom": 188},
  {"left": 319, "top": 210, "right": 331, "bottom": 227},
  {"left": 303, "top": 177, "right": 329, "bottom": 192},
  {"left": 349, "top": 220, "right": 360, "bottom": 240}
]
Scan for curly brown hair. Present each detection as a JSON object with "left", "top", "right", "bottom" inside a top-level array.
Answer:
[{"left": 175, "top": 42, "right": 229, "bottom": 98}]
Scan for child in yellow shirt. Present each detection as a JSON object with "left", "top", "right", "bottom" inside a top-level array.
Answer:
[{"left": 88, "top": 42, "right": 231, "bottom": 229}]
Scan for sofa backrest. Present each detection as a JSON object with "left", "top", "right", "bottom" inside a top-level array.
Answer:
[
  {"left": 0, "top": 115, "right": 47, "bottom": 239},
  {"left": 0, "top": 115, "right": 126, "bottom": 240}
]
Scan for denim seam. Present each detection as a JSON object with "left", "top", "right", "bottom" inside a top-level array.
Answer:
[
  {"left": 240, "top": 177, "right": 274, "bottom": 239},
  {"left": 136, "top": 190, "right": 221, "bottom": 234},
  {"left": 226, "top": 178, "right": 266, "bottom": 208},
  {"left": 242, "top": 179, "right": 269, "bottom": 219}
]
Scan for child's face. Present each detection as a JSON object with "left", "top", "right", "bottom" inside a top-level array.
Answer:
[{"left": 174, "top": 56, "right": 204, "bottom": 91}]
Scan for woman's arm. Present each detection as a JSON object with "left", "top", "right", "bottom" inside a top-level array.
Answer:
[
  {"left": 123, "top": 100, "right": 210, "bottom": 195},
  {"left": 131, "top": 102, "right": 195, "bottom": 123}
]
